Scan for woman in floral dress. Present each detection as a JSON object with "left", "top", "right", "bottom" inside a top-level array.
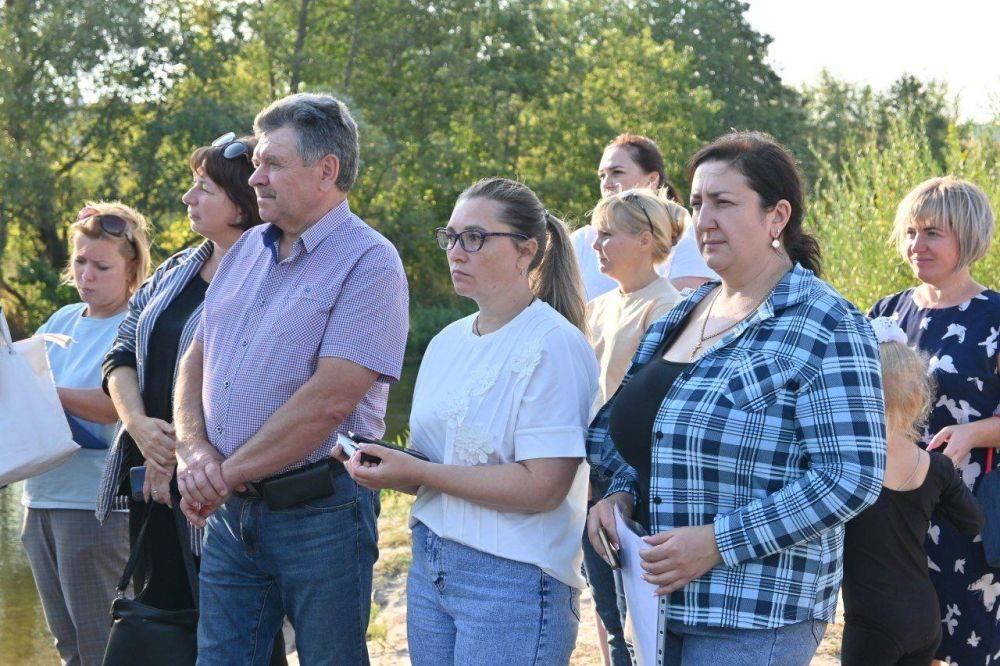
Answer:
[{"left": 871, "top": 176, "right": 1000, "bottom": 665}]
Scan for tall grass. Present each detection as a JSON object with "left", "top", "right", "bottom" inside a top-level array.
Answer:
[{"left": 810, "top": 120, "right": 999, "bottom": 311}]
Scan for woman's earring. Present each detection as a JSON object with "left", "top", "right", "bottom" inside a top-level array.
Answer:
[{"left": 771, "top": 238, "right": 781, "bottom": 250}]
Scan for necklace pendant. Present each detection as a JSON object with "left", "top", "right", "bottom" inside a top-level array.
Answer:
[{"left": 690, "top": 342, "right": 701, "bottom": 361}]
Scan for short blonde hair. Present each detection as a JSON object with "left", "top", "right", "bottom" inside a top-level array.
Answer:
[
  {"left": 591, "top": 188, "right": 685, "bottom": 263},
  {"left": 879, "top": 341, "right": 934, "bottom": 443},
  {"left": 892, "top": 176, "right": 995, "bottom": 269},
  {"left": 62, "top": 201, "right": 152, "bottom": 295}
]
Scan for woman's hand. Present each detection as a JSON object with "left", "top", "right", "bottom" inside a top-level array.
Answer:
[
  {"left": 928, "top": 419, "right": 1000, "bottom": 466},
  {"left": 143, "top": 460, "right": 173, "bottom": 506},
  {"left": 124, "top": 415, "right": 176, "bottom": 473},
  {"left": 640, "top": 524, "right": 722, "bottom": 596},
  {"left": 587, "top": 492, "right": 635, "bottom": 566},
  {"left": 333, "top": 442, "right": 425, "bottom": 492}
]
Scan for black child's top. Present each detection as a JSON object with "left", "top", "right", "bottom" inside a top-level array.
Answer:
[{"left": 843, "top": 450, "right": 985, "bottom": 642}]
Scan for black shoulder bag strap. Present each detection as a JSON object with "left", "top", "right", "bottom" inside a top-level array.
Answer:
[{"left": 113, "top": 498, "right": 200, "bottom": 605}]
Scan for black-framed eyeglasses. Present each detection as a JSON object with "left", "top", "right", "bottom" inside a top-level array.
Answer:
[
  {"left": 434, "top": 227, "right": 529, "bottom": 253},
  {"left": 620, "top": 190, "right": 656, "bottom": 234},
  {"left": 212, "top": 131, "right": 251, "bottom": 162}
]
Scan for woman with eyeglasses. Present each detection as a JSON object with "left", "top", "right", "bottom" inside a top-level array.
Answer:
[
  {"left": 20, "top": 202, "right": 152, "bottom": 666},
  {"left": 583, "top": 188, "right": 685, "bottom": 665},
  {"left": 97, "top": 134, "right": 270, "bottom": 624},
  {"left": 334, "top": 177, "right": 598, "bottom": 665}
]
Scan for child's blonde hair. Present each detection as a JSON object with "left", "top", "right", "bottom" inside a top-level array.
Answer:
[{"left": 879, "top": 341, "right": 935, "bottom": 442}]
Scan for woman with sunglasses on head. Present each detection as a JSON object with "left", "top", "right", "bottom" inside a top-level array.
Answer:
[
  {"left": 583, "top": 188, "right": 685, "bottom": 665},
  {"left": 572, "top": 133, "right": 718, "bottom": 302},
  {"left": 334, "top": 177, "right": 599, "bottom": 665},
  {"left": 20, "top": 202, "right": 151, "bottom": 666},
  {"left": 96, "top": 134, "right": 275, "bottom": 631}
]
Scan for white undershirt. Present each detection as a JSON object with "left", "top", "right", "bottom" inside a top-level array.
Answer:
[{"left": 408, "top": 300, "right": 599, "bottom": 588}]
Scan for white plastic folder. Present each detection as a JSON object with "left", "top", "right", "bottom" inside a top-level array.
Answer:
[
  {"left": 615, "top": 504, "right": 661, "bottom": 666},
  {"left": 0, "top": 308, "right": 78, "bottom": 486}
]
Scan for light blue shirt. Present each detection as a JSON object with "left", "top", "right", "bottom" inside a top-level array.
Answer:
[{"left": 22, "top": 302, "right": 126, "bottom": 511}]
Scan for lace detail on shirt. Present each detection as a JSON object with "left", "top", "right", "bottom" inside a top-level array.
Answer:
[
  {"left": 468, "top": 364, "right": 501, "bottom": 396},
  {"left": 437, "top": 393, "right": 469, "bottom": 426},
  {"left": 452, "top": 423, "right": 494, "bottom": 465},
  {"left": 511, "top": 340, "right": 544, "bottom": 378}
]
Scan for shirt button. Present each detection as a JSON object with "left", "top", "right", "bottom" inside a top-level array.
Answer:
[
  {"left": 259, "top": 298, "right": 266, "bottom": 307},
  {"left": 242, "top": 340, "right": 248, "bottom": 347},
  {"left": 216, "top": 426, "right": 223, "bottom": 434},
  {"left": 223, "top": 381, "right": 230, "bottom": 389},
  {"left": 655, "top": 432, "right": 663, "bottom": 440},
  {"left": 652, "top": 496, "right": 662, "bottom": 504}
]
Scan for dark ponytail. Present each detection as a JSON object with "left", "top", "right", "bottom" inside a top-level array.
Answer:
[
  {"left": 687, "top": 131, "right": 822, "bottom": 276},
  {"left": 458, "top": 178, "right": 586, "bottom": 332}
]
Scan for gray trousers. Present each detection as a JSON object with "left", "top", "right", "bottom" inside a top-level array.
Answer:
[{"left": 21, "top": 508, "right": 129, "bottom": 666}]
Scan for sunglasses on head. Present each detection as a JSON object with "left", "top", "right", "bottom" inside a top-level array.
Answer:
[
  {"left": 81, "top": 214, "right": 135, "bottom": 243},
  {"left": 619, "top": 190, "right": 656, "bottom": 234},
  {"left": 212, "top": 131, "right": 251, "bottom": 162}
]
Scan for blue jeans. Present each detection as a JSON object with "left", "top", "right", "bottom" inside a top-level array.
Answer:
[
  {"left": 663, "top": 619, "right": 827, "bottom": 666},
  {"left": 407, "top": 521, "right": 580, "bottom": 665},
  {"left": 197, "top": 472, "right": 379, "bottom": 666},
  {"left": 581, "top": 527, "right": 632, "bottom": 666}
]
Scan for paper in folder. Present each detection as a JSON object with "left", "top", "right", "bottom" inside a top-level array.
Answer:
[{"left": 614, "top": 504, "right": 660, "bottom": 666}]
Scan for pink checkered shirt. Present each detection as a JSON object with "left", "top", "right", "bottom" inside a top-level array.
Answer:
[{"left": 196, "top": 200, "right": 409, "bottom": 470}]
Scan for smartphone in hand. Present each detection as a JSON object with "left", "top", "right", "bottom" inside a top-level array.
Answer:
[
  {"left": 343, "top": 431, "right": 430, "bottom": 464},
  {"left": 129, "top": 466, "right": 146, "bottom": 503}
]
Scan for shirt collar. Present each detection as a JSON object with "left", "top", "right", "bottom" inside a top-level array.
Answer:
[{"left": 259, "top": 199, "right": 352, "bottom": 260}]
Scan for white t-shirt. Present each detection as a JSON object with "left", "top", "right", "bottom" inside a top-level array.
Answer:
[
  {"left": 408, "top": 299, "right": 599, "bottom": 588},
  {"left": 571, "top": 222, "right": 718, "bottom": 301}
]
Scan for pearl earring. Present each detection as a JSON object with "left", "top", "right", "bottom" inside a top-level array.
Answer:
[{"left": 771, "top": 238, "right": 780, "bottom": 250}]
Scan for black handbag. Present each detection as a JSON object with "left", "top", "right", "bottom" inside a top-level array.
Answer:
[
  {"left": 976, "top": 447, "right": 1000, "bottom": 567},
  {"left": 102, "top": 498, "right": 199, "bottom": 666}
]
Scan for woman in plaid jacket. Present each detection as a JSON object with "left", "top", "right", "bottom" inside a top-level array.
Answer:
[{"left": 586, "top": 132, "right": 886, "bottom": 666}]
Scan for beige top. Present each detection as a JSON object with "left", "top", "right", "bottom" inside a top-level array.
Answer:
[{"left": 586, "top": 276, "right": 681, "bottom": 409}]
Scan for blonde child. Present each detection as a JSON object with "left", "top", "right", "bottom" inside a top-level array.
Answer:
[{"left": 841, "top": 317, "right": 984, "bottom": 665}]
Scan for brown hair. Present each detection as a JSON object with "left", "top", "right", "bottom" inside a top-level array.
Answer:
[
  {"left": 458, "top": 178, "right": 586, "bottom": 332},
  {"left": 607, "top": 133, "right": 679, "bottom": 201},
  {"left": 62, "top": 201, "right": 152, "bottom": 294},
  {"left": 591, "top": 188, "right": 685, "bottom": 263},
  {"left": 879, "top": 341, "right": 934, "bottom": 443},
  {"left": 687, "top": 131, "right": 822, "bottom": 276},
  {"left": 189, "top": 136, "right": 263, "bottom": 231}
]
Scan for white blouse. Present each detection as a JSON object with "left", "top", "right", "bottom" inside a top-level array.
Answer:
[{"left": 408, "top": 300, "right": 599, "bottom": 588}]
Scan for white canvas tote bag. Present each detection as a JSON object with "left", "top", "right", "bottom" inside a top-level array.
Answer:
[{"left": 0, "top": 308, "right": 79, "bottom": 486}]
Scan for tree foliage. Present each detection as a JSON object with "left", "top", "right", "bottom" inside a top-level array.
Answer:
[{"left": 1, "top": 0, "right": 995, "bottom": 342}]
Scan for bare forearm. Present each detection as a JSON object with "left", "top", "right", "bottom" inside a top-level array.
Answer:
[
  {"left": 973, "top": 416, "right": 1000, "bottom": 447},
  {"left": 107, "top": 366, "right": 146, "bottom": 427},
  {"left": 415, "top": 459, "right": 581, "bottom": 513},
  {"left": 223, "top": 383, "right": 345, "bottom": 484},
  {"left": 58, "top": 387, "right": 119, "bottom": 424},
  {"left": 174, "top": 342, "right": 209, "bottom": 448}
]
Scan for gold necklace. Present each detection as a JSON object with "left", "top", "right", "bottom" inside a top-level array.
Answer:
[{"left": 689, "top": 288, "right": 765, "bottom": 361}]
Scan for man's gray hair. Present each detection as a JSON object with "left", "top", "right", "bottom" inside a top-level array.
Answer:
[{"left": 254, "top": 93, "right": 360, "bottom": 192}]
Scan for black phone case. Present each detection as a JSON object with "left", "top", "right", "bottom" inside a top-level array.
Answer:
[{"left": 259, "top": 463, "right": 337, "bottom": 510}]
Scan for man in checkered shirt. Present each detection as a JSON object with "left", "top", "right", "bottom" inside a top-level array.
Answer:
[{"left": 173, "top": 93, "right": 408, "bottom": 665}]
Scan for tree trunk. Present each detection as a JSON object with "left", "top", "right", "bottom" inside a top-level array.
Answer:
[{"left": 289, "top": 0, "right": 311, "bottom": 94}]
